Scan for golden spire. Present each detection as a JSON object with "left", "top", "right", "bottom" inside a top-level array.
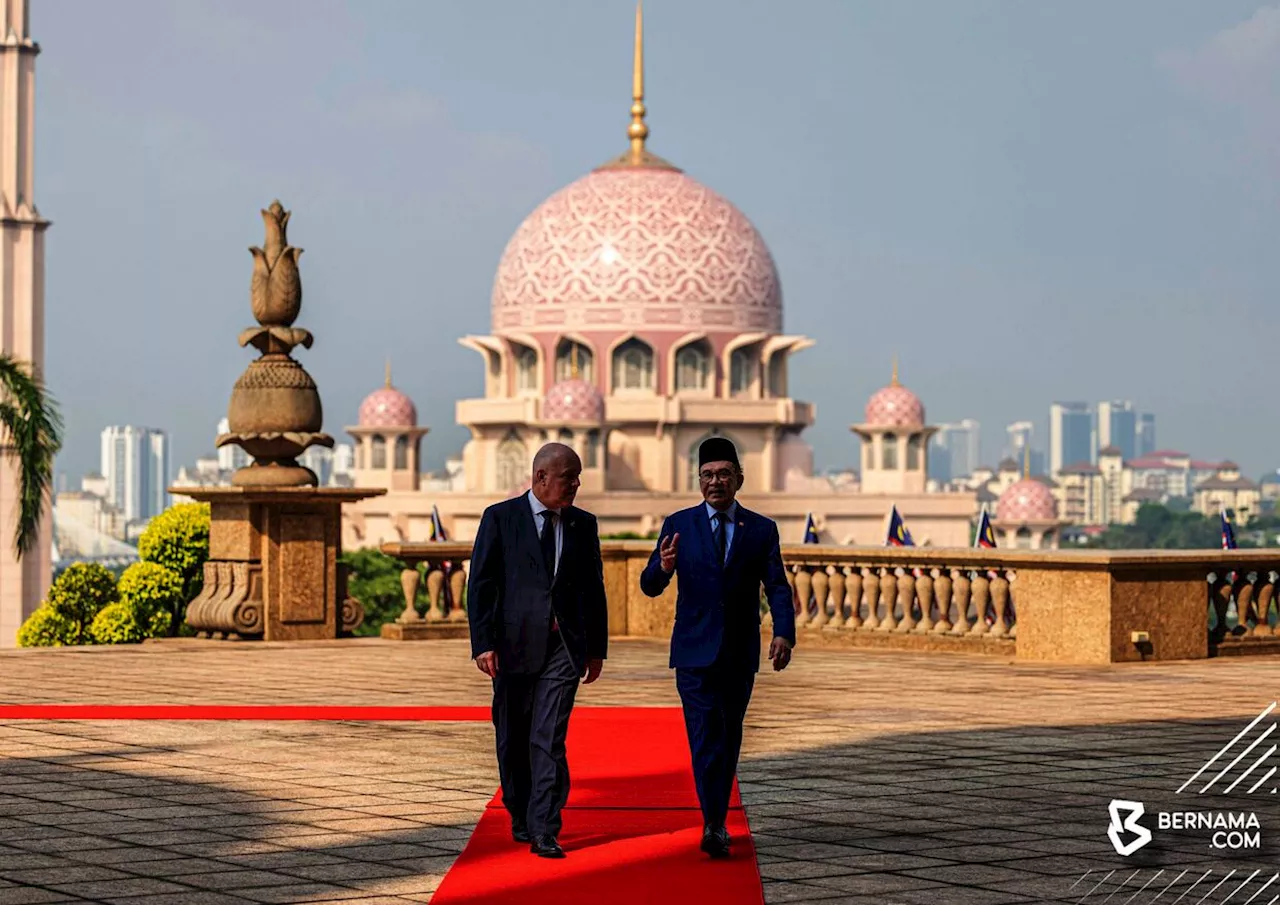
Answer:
[
  {"left": 627, "top": 1, "right": 648, "bottom": 163},
  {"left": 1023, "top": 444, "right": 1030, "bottom": 480},
  {"left": 570, "top": 343, "right": 580, "bottom": 379},
  {"left": 890, "top": 356, "right": 900, "bottom": 387},
  {"left": 385, "top": 358, "right": 392, "bottom": 389}
]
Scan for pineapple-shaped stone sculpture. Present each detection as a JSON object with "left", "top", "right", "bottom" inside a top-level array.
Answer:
[{"left": 217, "top": 200, "right": 333, "bottom": 486}]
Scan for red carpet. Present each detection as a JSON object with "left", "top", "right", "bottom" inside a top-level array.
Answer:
[
  {"left": 0, "top": 704, "right": 764, "bottom": 903},
  {"left": 433, "top": 708, "right": 762, "bottom": 905}
]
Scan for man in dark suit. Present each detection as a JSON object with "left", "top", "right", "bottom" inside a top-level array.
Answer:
[
  {"left": 468, "top": 442, "right": 608, "bottom": 859},
  {"left": 640, "top": 436, "right": 795, "bottom": 859}
]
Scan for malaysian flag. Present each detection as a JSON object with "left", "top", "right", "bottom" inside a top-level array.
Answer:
[
  {"left": 886, "top": 505, "right": 915, "bottom": 547},
  {"left": 1221, "top": 509, "right": 1238, "bottom": 550},
  {"left": 430, "top": 505, "right": 448, "bottom": 542},
  {"left": 803, "top": 512, "right": 820, "bottom": 544},
  {"left": 974, "top": 508, "right": 997, "bottom": 549}
]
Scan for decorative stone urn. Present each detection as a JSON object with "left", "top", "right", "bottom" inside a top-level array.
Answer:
[{"left": 218, "top": 200, "right": 333, "bottom": 487}]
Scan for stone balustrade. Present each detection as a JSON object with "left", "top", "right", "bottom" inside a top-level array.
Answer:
[{"left": 379, "top": 539, "right": 1280, "bottom": 664}]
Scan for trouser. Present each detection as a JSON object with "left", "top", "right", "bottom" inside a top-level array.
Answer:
[
  {"left": 492, "top": 631, "right": 580, "bottom": 837},
  {"left": 675, "top": 653, "right": 756, "bottom": 829}
]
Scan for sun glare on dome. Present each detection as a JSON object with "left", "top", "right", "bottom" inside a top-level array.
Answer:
[{"left": 600, "top": 244, "right": 619, "bottom": 265}]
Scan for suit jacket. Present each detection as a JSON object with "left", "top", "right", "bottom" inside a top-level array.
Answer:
[
  {"left": 467, "top": 494, "right": 608, "bottom": 676},
  {"left": 640, "top": 503, "right": 795, "bottom": 672}
]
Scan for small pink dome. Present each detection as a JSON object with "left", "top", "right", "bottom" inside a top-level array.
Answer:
[
  {"left": 359, "top": 386, "right": 417, "bottom": 428},
  {"left": 865, "top": 384, "right": 924, "bottom": 428},
  {"left": 542, "top": 378, "right": 604, "bottom": 422},
  {"left": 997, "top": 479, "right": 1058, "bottom": 523}
]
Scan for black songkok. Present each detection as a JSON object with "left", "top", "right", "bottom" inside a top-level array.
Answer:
[{"left": 698, "top": 437, "right": 740, "bottom": 468}]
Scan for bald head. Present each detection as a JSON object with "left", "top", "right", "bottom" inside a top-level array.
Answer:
[{"left": 531, "top": 443, "right": 582, "bottom": 510}]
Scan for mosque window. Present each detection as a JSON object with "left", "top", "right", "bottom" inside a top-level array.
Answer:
[
  {"left": 1015, "top": 527, "right": 1033, "bottom": 549},
  {"left": 768, "top": 355, "right": 787, "bottom": 397},
  {"left": 882, "top": 434, "right": 898, "bottom": 470},
  {"left": 555, "top": 340, "right": 594, "bottom": 383},
  {"left": 558, "top": 429, "right": 573, "bottom": 444},
  {"left": 496, "top": 431, "right": 527, "bottom": 493},
  {"left": 730, "top": 349, "right": 754, "bottom": 397},
  {"left": 514, "top": 346, "right": 538, "bottom": 393},
  {"left": 585, "top": 430, "right": 601, "bottom": 468},
  {"left": 906, "top": 434, "right": 922, "bottom": 470},
  {"left": 675, "top": 341, "right": 712, "bottom": 392},
  {"left": 394, "top": 436, "right": 409, "bottom": 470},
  {"left": 371, "top": 435, "right": 387, "bottom": 469},
  {"left": 612, "top": 339, "right": 654, "bottom": 391}
]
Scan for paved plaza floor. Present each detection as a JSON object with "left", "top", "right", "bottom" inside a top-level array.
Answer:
[{"left": 2, "top": 638, "right": 1280, "bottom": 904}]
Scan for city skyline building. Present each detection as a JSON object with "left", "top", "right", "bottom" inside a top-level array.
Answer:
[
  {"left": 928, "top": 419, "right": 981, "bottom": 483},
  {"left": 99, "top": 426, "right": 170, "bottom": 524},
  {"left": 1097, "top": 400, "right": 1139, "bottom": 461},
  {"left": 1049, "top": 402, "right": 1096, "bottom": 476},
  {"left": 1137, "top": 412, "right": 1157, "bottom": 458}
]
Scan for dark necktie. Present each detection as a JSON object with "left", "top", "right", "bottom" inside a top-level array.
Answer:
[
  {"left": 539, "top": 510, "right": 557, "bottom": 580},
  {"left": 712, "top": 512, "right": 726, "bottom": 567}
]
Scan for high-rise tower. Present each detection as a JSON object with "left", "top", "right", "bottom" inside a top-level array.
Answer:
[{"left": 0, "top": 0, "right": 51, "bottom": 646}]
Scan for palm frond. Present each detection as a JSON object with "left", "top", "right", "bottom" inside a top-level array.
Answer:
[{"left": 0, "top": 354, "right": 63, "bottom": 557}]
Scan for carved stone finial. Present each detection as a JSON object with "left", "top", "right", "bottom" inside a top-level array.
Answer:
[{"left": 218, "top": 200, "right": 333, "bottom": 487}]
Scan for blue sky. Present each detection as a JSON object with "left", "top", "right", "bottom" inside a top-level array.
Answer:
[{"left": 34, "top": 1, "right": 1280, "bottom": 482}]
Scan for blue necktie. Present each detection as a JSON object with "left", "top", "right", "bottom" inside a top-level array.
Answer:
[
  {"left": 539, "top": 510, "right": 557, "bottom": 580},
  {"left": 712, "top": 512, "right": 726, "bottom": 567}
]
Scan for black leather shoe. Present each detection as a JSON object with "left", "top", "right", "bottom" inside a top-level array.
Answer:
[
  {"left": 512, "top": 821, "right": 530, "bottom": 843},
  {"left": 700, "top": 825, "right": 730, "bottom": 858},
  {"left": 531, "top": 834, "right": 565, "bottom": 858}
]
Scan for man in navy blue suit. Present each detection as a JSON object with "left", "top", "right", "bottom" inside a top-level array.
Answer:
[
  {"left": 640, "top": 436, "right": 796, "bottom": 859},
  {"left": 468, "top": 442, "right": 608, "bottom": 859}
]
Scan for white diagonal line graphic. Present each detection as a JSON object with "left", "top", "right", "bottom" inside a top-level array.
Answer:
[
  {"left": 1153, "top": 870, "right": 1191, "bottom": 902},
  {"left": 1080, "top": 869, "right": 1117, "bottom": 904},
  {"left": 1243, "top": 874, "right": 1279, "bottom": 905},
  {"left": 1227, "top": 746, "right": 1278, "bottom": 794},
  {"left": 1170, "top": 871, "right": 1214, "bottom": 904},
  {"left": 1179, "top": 702, "right": 1276, "bottom": 793},
  {"left": 1220, "top": 870, "right": 1260, "bottom": 904},
  {"left": 1123, "top": 868, "right": 1163, "bottom": 905},
  {"left": 1248, "top": 765, "right": 1277, "bottom": 795},
  {"left": 1070, "top": 871, "right": 1094, "bottom": 892},
  {"left": 1194, "top": 869, "right": 1235, "bottom": 904},
  {"left": 1201, "top": 724, "right": 1276, "bottom": 794},
  {"left": 1104, "top": 869, "right": 1142, "bottom": 903}
]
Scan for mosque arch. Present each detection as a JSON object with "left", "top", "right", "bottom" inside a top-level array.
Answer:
[
  {"left": 555, "top": 337, "right": 594, "bottom": 383},
  {"left": 496, "top": 430, "right": 527, "bottom": 492},
  {"left": 371, "top": 435, "right": 387, "bottom": 469},
  {"left": 394, "top": 435, "right": 409, "bottom": 470},
  {"left": 675, "top": 339, "right": 714, "bottom": 393},
  {"left": 610, "top": 336, "right": 655, "bottom": 392},
  {"left": 513, "top": 344, "right": 539, "bottom": 393}
]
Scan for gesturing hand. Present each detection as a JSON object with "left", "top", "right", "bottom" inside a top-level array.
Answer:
[
  {"left": 659, "top": 533, "right": 680, "bottom": 574},
  {"left": 475, "top": 651, "right": 499, "bottom": 679},
  {"left": 768, "top": 637, "right": 792, "bottom": 672},
  {"left": 583, "top": 658, "right": 604, "bottom": 685}
]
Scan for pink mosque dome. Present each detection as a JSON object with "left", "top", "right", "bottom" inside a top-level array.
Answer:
[
  {"left": 542, "top": 378, "right": 605, "bottom": 423},
  {"left": 491, "top": 164, "right": 782, "bottom": 339},
  {"left": 358, "top": 365, "right": 417, "bottom": 428},
  {"left": 864, "top": 363, "right": 925, "bottom": 428},
  {"left": 997, "top": 479, "right": 1059, "bottom": 523}
]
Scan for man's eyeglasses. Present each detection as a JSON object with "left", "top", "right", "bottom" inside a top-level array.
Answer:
[{"left": 698, "top": 469, "right": 736, "bottom": 484}]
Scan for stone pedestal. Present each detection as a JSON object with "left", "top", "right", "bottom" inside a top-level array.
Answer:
[{"left": 172, "top": 486, "right": 385, "bottom": 641}]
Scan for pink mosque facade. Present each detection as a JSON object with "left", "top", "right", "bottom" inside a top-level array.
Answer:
[{"left": 342, "top": 10, "right": 977, "bottom": 549}]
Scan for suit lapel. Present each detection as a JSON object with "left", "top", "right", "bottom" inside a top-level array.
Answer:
[
  {"left": 723, "top": 507, "right": 752, "bottom": 575},
  {"left": 555, "top": 508, "right": 577, "bottom": 588},
  {"left": 511, "top": 498, "right": 551, "bottom": 586},
  {"left": 694, "top": 504, "right": 717, "bottom": 567}
]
